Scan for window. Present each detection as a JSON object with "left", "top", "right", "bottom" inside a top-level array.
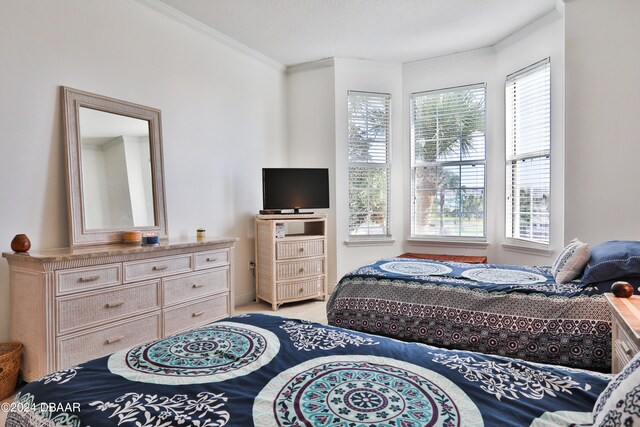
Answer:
[
  {"left": 347, "top": 91, "right": 391, "bottom": 237},
  {"left": 410, "top": 84, "right": 486, "bottom": 239},
  {"left": 505, "top": 58, "right": 551, "bottom": 244}
]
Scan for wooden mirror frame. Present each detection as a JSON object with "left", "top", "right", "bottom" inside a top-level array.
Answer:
[{"left": 62, "top": 86, "right": 168, "bottom": 246}]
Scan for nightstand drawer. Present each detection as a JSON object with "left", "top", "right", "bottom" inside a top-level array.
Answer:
[
  {"left": 56, "top": 264, "right": 122, "bottom": 295},
  {"left": 613, "top": 320, "right": 639, "bottom": 367},
  {"left": 57, "top": 280, "right": 160, "bottom": 334},
  {"left": 124, "top": 255, "right": 192, "bottom": 282},
  {"left": 163, "top": 268, "right": 229, "bottom": 305},
  {"left": 605, "top": 294, "right": 640, "bottom": 373},
  {"left": 276, "top": 239, "right": 325, "bottom": 260},
  {"left": 276, "top": 258, "right": 324, "bottom": 280}
]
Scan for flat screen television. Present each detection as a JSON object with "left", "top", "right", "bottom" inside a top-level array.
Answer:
[{"left": 262, "top": 168, "right": 329, "bottom": 214}]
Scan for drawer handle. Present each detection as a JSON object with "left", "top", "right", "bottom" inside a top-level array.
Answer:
[
  {"left": 621, "top": 341, "right": 633, "bottom": 355},
  {"left": 299, "top": 268, "right": 305, "bottom": 273},
  {"left": 206, "top": 257, "right": 218, "bottom": 262},
  {"left": 299, "top": 287, "right": 304, "bottom": 293},
  {"left": 105, "top": 301, "right": 125, "bottom": 309},
  {"left": 298, "top": 247, "right": 305, "bottom": 252},
  {"left": 78, "top": 275, "right": 100, "bottom": 283},
  {"left": 192, "top": 311, "right": 205, "bottom": 317},
  {"left": 152, "top": 265, "right": 168, "bottom": 271},
  {"left": 106, "top": 335, "right": 125, "bottom": 345},
  {"left": 192, "top": 283, "right": 204, "bottom": 289}
]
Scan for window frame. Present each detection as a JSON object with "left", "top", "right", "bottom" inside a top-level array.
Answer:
[
  {"left": 347, "top": 90, "right": 392, "bottom": 240},
  {"left": 505, "top": 58, "right": 551, "bottom": 246},
  {"left": 409, "top": 83, "right": 487, "bottom": 242}
]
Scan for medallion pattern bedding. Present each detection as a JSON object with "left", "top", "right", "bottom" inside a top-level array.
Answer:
[
  {"left": 6, "top": 313, "right": 610, "bottom": 427},
  {"left": 327, "top": 258, "right": 612, "bottom": 372}
]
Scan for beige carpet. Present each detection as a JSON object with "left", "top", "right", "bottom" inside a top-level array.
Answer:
[{"left": 235, "top": 298, "right": 328, "bottom": 324}]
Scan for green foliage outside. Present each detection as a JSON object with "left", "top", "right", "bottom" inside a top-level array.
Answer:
[
  {"left": 348, "top": 97, "right": 389, "bottom": 235},
  {"left": 412, "top": 89, "right": 486, "bottom": 237}
]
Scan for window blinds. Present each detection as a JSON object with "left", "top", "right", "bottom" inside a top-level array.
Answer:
[
  {"left": 505, "top": 58, "right": 551, "bottom": 244},
  {"left": 347, "top": 91, "right": 391, "bottom": 237},
  {"left": 410, "top": 83, "right": 486, "bottom": 238}
]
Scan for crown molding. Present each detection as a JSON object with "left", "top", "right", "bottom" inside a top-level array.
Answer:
[
  {"left": 133, "top": 0, "right": 286, "bottom": 72},
  {"left": 286, "top": 58, "right": 335, "bottom": 75}
]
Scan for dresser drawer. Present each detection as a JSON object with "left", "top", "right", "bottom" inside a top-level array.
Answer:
[
  {"left": 56, "top": 313, "right": 161, "bottom": 369},
  {"left": 194, "top": 249, "right": 229, "bottom": 270},
  {"left": 124, "top": 254, "right": 192, "bottom": 282},
  {"left": 276, "top": 258, "right": 324, "bottom": 281},
  {"left": 56, "top": 264, "right": 122, "bottom": 295},
  {"left": 276, "top": 239, "right": 324, "bottom": 260},
  {"left": 277, "top": 276, "right": 324, "bottom": 300},
  {"left": 163, "top": 294, "right": 229, "bottom": 336},
  {"left": 163, "top": 268, "right": 229, "bottom": 306},
  {"left": 57, "top": 280, "right": 160, "bottom": 334}
]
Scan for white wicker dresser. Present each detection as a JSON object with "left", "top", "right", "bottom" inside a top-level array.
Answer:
[
  {"left": 255, "top": 214, "right": 327, "bottom": 310},
  {"left": 2, "top": 236, "right": 236, "bottom": 382}
]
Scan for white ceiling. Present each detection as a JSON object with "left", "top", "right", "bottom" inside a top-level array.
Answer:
[{"left": 155, "top": 0, "right": 558, "bottom": 66}]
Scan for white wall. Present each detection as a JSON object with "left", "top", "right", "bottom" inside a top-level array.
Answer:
[
  {"left": 286, "top": 58, "right": 405, "bottom": 284},
  {"left": 402, "top": 12, "right": 564, "bottom": 266},
  {"left": 0, "top": 0, "right": 287, "bottom": 341},
  {"left": 402, "top": 49, "right": 500, "bottom": 260},
  {"left": 564, "top": 0, "right": 640, "bottom": 246},
  {"left": 286, "top": 61, "right": 337, "bottom": 284},
  {"left": 495, "top": 13, "right": 565, "bottom": 265},
  {"left": 333, "top": 59, "right": 404, "bottom": 278}
]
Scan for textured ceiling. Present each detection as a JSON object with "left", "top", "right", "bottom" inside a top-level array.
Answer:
[{"left": 156, "top": 0, "right": 558, "bottom": 66}]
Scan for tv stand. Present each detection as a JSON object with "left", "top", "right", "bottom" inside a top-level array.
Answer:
[{"left": 255, "top": 214, "right": 327, "bottom": 310}]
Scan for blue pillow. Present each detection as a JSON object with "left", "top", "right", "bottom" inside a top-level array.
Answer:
[{"left": 581, "top": 240, "right": 640, "bottom": 284}]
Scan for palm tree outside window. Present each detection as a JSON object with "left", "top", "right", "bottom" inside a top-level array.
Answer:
[
  {"left": 410, "top": 83, "right": 487, "bottom": 239},
  {"left": 347, "top": 91, "right": 391, "bottom": 238}
]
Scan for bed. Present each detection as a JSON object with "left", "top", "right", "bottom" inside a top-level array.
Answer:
[
  {"left": 6, "top": 312, "right": 631, "bottom": 427},
  {"left": 327, "top": 240, "right": 640, "bottom": 373}
]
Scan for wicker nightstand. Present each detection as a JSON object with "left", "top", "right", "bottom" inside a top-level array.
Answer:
[{"left": 605, "top": 293, "right": 640, "bottom": 373}]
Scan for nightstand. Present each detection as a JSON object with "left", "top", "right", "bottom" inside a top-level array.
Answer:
[
  {"left": 605, "top": 293, "right": 640, "bottom": 373},
  {"left": 398, "top": 253, "right": 488, "bottom": 264}
]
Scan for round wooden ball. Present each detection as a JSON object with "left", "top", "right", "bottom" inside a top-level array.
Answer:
[
  {"left": 611, "top": 281, "right": 634, "bottom": 298},
  {"left": 10, "top": 233, "right": 31, "bottom": 253}
]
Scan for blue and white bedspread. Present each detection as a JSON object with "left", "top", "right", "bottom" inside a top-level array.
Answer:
[
  {"left": 327, "top": 258, "right": 612, "bottom": 372},
  {"left": 7, "top": 313, "right": 609, "bottom": 427}
]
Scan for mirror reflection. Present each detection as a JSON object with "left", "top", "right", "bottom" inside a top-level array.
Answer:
[{"left": 79, "top": 107, "right": 155, "bottom": 230}]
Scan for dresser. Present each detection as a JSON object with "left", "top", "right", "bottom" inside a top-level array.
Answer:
[
  {"left": 255, "top": 214, "right": 327, "bottom": 310},
  {"left": 2, "top": 237, "right": 236, "bottom": 382},
  {"left": 605, "top": 293, "right": 640, "bottom": 373}
]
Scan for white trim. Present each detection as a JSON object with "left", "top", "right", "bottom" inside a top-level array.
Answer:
[
  {"left": 494, "top": 10, "right": 561, "bottom": 52},
  {"left": 344, "top": 238, "right": 396, "bottom": 247},
  {"left": 406, "top": 238, "right": 489, "bottom": 249},
  {"left": 133, "top": 0, "right": 286, "bottom": 72},
  {"left": 501, "top": 241, "right": 554, "bottom": 256},
  {"left": 403, "top": 47, "right": 496, "bottom": 67},
  {"left": 287, "top": 58, "right": 335, "bottom": 75}
]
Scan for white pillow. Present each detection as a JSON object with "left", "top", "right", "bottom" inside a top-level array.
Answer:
[
  {"left": 551, "top": 238, "right": 590, "bottom": 284},
  {"left": 593, "top": 351, "right": 640, "bottom": 426}
]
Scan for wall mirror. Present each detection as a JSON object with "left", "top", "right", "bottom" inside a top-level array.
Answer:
[{"left": 62, "top": 86, "right": 168, "bottom": 246}]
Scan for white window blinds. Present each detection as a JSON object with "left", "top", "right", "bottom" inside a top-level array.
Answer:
[
  {"left": 505, "top": 58, "right": 551, "bottom": 244},
  {"left": 347, "top": 91, "right": 391, "bottom": 237},
  {"left": 410, "top": 83, "right": 486, "bottom": 239}
]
